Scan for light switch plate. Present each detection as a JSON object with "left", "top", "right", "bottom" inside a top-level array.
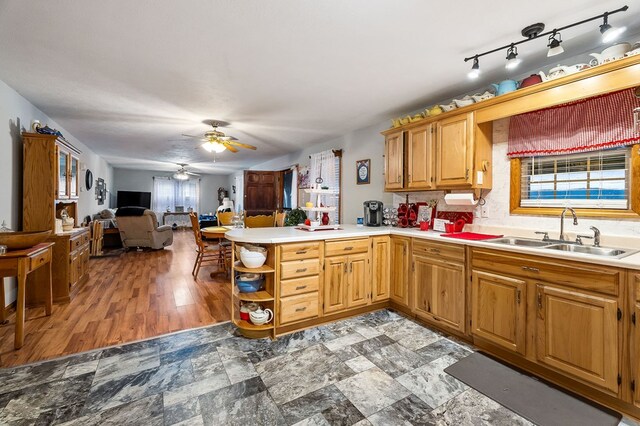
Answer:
[
  {"left": 481, "top": 206, "right": 489, "bottom": 218},
  {"left": 476, "top": 171, "right": 484, "bottom": 185}
]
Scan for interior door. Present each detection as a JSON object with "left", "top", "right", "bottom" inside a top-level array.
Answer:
[
  {"left": 536, "top": 283, "right": 619, "bottom": 393},
  {"left": 244, "top": 171, "right": 279, "bottom": 216},
  {"left": 471, "top": 270, "right": 526, "bottom": 355}
]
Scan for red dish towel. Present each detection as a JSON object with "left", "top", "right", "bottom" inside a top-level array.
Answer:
[{"left": 441, "top": 232, "right": 503, "bottom": 241}]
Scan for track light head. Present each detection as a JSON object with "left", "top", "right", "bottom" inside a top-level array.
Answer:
[
  {"left": 505, "top": 44, "right": 521, "bottom": 70},
  {"left": 468, "top": 56, "right": 480, "bottom": 79},
  {"left": 547, "top": 31, "right": 564, "bottom": 57}
]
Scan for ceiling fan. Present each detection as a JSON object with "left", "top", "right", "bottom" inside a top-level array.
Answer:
[
  {"left": 182, "top": 120, "right": 257, "bottom": 154},
  {"left": 174, "top": 163, "right": 200, "bottom": 181}
]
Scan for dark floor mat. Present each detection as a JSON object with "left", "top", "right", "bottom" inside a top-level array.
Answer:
[{"left": 444, "top": 352, "right": 621, "bottom": 426}]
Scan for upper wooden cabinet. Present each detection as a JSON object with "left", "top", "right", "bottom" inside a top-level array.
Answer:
[
  {"left": 382, "top": 112, "right": 492, "bottom": 192},
  {"left": 407, "top": 123, "right": 435, "bottom": 190},
  {"left": 384, "top": 130, "right": 404, "bottom": 190},
  {"left": 436, "top": 113, "right": 473, "bottom": 187}
]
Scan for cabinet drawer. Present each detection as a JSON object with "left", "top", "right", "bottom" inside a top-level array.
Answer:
[
  {"left": 281, "top": 259, "right": 320, "bottom": 280},
  {"left": 280, "top": 275, "right": 319, "bottom": 297},
  {"left": 30, "top": 249, "right": 51, "bottom": 270},
  {"left": 280, "top": 242, "right": 321, "bottom": 261},
  {"left": 471, "top": 249, "right": 620, "bottom": 296},
  {"left": 325, "top": 238, "right": 369, "bottom": 257},
  {"left": 82, "top": 231, "right": 90, "bottom": 245},
  {"left": 70, "top": 235, "right": 83, "bottom": 251},
  {"left": 413, "top": 239, "right": 464, "bottom": 262},
  {"left": 280, "top": 292, "right": 319, "bottom": 324}
]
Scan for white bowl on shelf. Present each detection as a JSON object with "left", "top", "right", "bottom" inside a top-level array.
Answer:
[{"left": 240, "top": 250, "right": 267, "bottom": 268}]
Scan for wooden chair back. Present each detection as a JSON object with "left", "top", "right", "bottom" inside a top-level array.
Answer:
[
  {"left": 91, "top": 220, "right": 104, "bottom": 256},
  {"left": 275, "top": 212, "right": 286, "bottom": 227},
  {"left": 189, "top": 212, "right": 205, "bottom": 251},
  {"left": 217, "top": 211, "right": 235, "bottom": 226},
  {"left": 244, "top": 212, "right": 276, "bottom": 228}
]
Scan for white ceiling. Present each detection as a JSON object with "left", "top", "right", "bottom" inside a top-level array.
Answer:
[{"left": 1, "top": 0, "right": 639, "bottom": 174}]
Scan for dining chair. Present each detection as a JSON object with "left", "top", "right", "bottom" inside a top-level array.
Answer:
[
  {"left": 244, "top": 212, "right": 276, "bottom": 228},
  {"left": 216, "top": 211, "right": 235, "bottom": 226},
  {"left": 90, "top": 220, "right": 104, "bottom": 256},
  {"left": 275, "top": 212, "right": 287, "bottom": 227},
  {"left": 189, "top": 212, "right": 225, "bottom": 278}
]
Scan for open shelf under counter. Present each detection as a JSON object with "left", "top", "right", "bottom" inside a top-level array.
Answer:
[
  {"left": 233, "top": 288, "right": 275, "bottom": 302},
  {"left": 233, "top": 262, "right": 275, "bottom": 274},
  {"left": 232, "top": 318, "right": 274, "bottom": 331}
]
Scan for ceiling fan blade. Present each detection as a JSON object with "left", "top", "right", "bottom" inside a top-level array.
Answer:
[
  {"left": 222, "top": 142, "right": 239, "bottom": 153},
  {"left": 224, "top": 140, "right": 257, "bottom": 150},
  {"left": 186, "top": 171, "right": 201, "bottom": 176}
]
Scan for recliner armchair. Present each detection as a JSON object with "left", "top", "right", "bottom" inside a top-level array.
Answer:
[{"left": 116, "top": 208, "right": 173, "bottom": 249}]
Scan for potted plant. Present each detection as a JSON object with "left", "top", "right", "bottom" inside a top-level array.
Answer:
[{"left": 284, "top": 208, "right": 307, "bottom": 226}]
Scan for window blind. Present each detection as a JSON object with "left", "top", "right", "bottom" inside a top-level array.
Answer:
[{"left": 520, "top": 148, "right": 629, "bottom": 209}]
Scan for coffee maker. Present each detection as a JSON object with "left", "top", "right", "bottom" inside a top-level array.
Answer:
[{"left": 363, "top": 200, "right": 383, "bottom": 227}]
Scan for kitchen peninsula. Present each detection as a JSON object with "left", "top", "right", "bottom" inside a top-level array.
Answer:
[{"left": 227, "top": 224, "right": 640, "bottom": 419}]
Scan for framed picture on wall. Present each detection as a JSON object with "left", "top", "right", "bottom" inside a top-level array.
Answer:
[{"left": 356, "top": 159, "right": 370, "bottom": 185}]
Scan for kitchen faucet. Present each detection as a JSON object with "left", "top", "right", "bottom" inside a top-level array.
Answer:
[{"left": 559, "top": 207, "right": 578, "bottom": 241}]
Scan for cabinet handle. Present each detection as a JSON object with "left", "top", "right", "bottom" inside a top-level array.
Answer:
[
  {"left": 465, "top": 168, "right": 469, "bottom": 180},
  {"left": 295, "top": 307, "right": 307, "bottom": 312},
  {"left": 537, "top": 292, "right": 543, "bottom": 309},
  {"left": 295, "top": 268, "right": 307, "bottom": 273},
  {"left": 295, "top": 250, "right": 307, "bottom": 255},
  {"left": 349, "top": 263, "right": 353, "bottom": 273},
  {"left": 522, "top": 266, "right": 539, "bottom": 273},
  {"left": 344, "top": 247, "right": 354, "bottom": 251},
  {"left": 516, "top": 289, "right": 521, "bottom": 305},
  {"left": 295, "top": 285, "right": 307, "bottom": 290}
]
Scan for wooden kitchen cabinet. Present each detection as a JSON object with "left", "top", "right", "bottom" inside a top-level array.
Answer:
[
  {"left": 371, "top": 236, "right": 390, "bottom": 302},
  {"left": 407, "top": 123, "right": 434, "bottom": 190},
  {"left": 384, "top": 130, "right": 404, "bottom": 190},
  {"left": 471, "top": 270, "right": 526, "bottom": 355},
  {"left": 390, "top": 236, "right": 410, "bottom": 307},
  {"left": 536, "top": 282, "right": 620, "bottom": 394},
  {"left": 631, "top": 273, "right": 640, "bottom": 406},
  {"left": 412, "top": 251, "right": 465, "bottom": 334},
  {"left": 323, "top": 253, "right": 370, "bottom": 314},
  {"left": 435, "top": 112, "right": 474, "bottom": 187}
]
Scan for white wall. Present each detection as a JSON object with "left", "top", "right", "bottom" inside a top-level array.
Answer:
[
  {"left": 0, "top": 78, "right": 113, "bottom": 305},
  {"left": 112, "top": 168, "right": 231, "bottom": 215}
]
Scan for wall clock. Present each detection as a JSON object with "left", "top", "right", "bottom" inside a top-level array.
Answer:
[
  {"left": 85, "top": 169, "right": 94, "bottom": 190},
  {"left": 356, "top": 159, "right": 370, "bottom": 185}
]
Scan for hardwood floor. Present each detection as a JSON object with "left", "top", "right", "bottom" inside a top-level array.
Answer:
[{"left": 0, "top": 230, "right": 231, "bottom": 367}]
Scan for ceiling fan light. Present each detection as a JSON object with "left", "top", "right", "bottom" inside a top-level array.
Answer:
[
  {"left": 202, "top": 141, "right": 226, "bottom": 153},
  {"left": 174, "top": 171, "right": 189, "bottom": 180}
]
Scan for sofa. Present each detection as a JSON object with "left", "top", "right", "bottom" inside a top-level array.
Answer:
[{"left": 115, "top": 207, "right": 173, "bottom": 249}]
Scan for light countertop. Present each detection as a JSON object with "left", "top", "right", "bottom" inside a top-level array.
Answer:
[{"left": 225, "top": 224, "right": 640, "bottom": 271}]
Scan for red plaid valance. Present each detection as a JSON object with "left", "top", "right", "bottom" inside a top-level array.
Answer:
[{"left": 507, "top": 88, "right": 640, "bottom": 158}]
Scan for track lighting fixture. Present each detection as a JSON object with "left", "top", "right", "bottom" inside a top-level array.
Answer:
[
  {"left": 463, "top": 5, "right": 629, "bottom": 72},
  {"left": 547, "top": 31, "right": 564, "bottom": 57},
  {"left": 505, "top": 44, "right": 521, "bottom": 70},
  {"left": 600, "top": 12, "right": 627, "bottom": 43},
  {"left": 468, "top": 56, "right": 480, "bottom": 79}
]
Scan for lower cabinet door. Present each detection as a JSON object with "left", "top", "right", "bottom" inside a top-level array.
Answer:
[
  {"left": 371, "top": 236, "right": 390, "bottom": 302},
  {"left": 413, "top": 255, "right": 465, "bottom": 333},
  {"left": 471, "top": 271, "right": 526, "bottom": 355},
  {"left": 633, "top": 273, "right": 640, "bottom": 407},
  {"left": 347, "top": 253, "right": 370, "bottom": 308},
  {"left": 280, "top": 292, "right": 319, "bottom": 325},
  {"left": 536, "top": 283, "right": 620, "bottom": 394},
  {"left": 324, "top": 256, "right": 348, "bottom": 314},
  {"left": 390, "top": 237, "right": 410, "bottom": 306}
]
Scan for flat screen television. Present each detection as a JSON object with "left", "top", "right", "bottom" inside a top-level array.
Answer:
[{"left": 117, "top": 191, "right": 151, "bottom": 209}]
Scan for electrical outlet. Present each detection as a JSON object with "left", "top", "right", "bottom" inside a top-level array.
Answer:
[
  {"left": 481, "top": 205, "right": 489, "bottom": 218},
  {"left": 474, "top": 208, "right": 481, "bottom": 218}
]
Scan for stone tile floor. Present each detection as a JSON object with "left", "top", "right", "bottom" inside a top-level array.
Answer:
[{"left": 0, "top": 309, "right": 637, "bottom": 425}]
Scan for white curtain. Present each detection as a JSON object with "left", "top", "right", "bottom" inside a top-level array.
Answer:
[
  {"left": 153, "top": 177, "right": 201, "bottom": 214},
  {"left": 152, "top": 176, "right": 175, "bottom": 215}
]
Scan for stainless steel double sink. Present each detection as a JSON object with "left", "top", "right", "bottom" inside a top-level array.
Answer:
[{"left": 485, "top": 237, "right": 638, "bottom": 259}]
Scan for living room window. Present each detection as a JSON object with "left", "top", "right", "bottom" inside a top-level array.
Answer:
[{"left": 152, "top": 176, "right": 200, "bottom": 213}]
